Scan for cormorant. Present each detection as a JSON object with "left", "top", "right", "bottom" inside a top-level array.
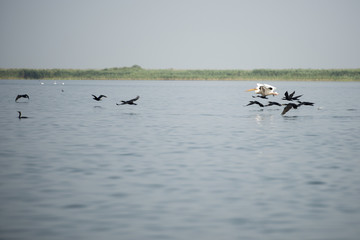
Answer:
[
  {"left": 92, "top": 95, "right": 107, "bottom": 101},
  {"left": 297, "top": 101, "right": 314, "bottom": 106},
  {"left": 17, "top": 111, "right": 28, "bottom": 119},
  {"left": 246, "top": 101, "right": 265, "bottom": 107},
  {"left": 282, "top": 91, "right": 302, "bottom": 101},
  {"left": 117, "top": 96, "right": 140, "bottom": 105},
  {"left": 15, "top": 94, "right": 29, "bottom": 102},
  {"left": 266, "top": 101, "right": 282, "bottom": 107},
  {"left": 281, "top": 103, "right": 299, "bottom": 115}
]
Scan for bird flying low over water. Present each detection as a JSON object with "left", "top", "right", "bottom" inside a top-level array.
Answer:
[
  {"left": 246, "top": 101, "right": 265, "bottom": 107},
  {"left": 15, "top": 94, "right": 29, "bottom": 102},
  {"left": 117, "top": 96, "right": 140, "bottom": 105},
  {"left": 266, "top": 101, "right": 282, "bottom": 107},
  {"left": 246, "top": 83, "right": 278, "bottom": 98},
  {"left": 282, "top": 91, "right": 302, "bottom": 101},
  {"left": 17, "top": 111, "right": 28, "bottom": 119},
  {"left": 297, "top": 101, "right": 314, "bottom": 106},
  {"left": 281, "top": 103, "right": 299, "bottom": 115},
  {"left": 92, "top": 95, "right": 107, "bottom": 101}
]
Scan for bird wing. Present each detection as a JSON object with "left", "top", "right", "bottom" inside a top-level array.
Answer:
[
  {"left": 268, "top": 101, "right": 281, "bottom": 106},
  {"left": 281, "top": 104, "right": 293, "bottom": 115},
  {"left": 263, "top": 84, "right": 275, "bottom": 90},
  {"left": 92, "top": 94, "right": 97, "bottom": 98},
  {"left": 252, "top": 101, "right": 264, "bottom": 107},
  {"left": 284, "top": 91, "right": 289, "bottom": 98},
  {"left": 15, "top": 95, "right": 21, "bottom": 101},
  {"left": 99, "top": 95, "right": 107, "bottom": 98},
  {"left": 129, "top": 96, "right": 140, "bottom": 102},
  {"left": 25, "top": 94, "right": 29, "bottom": 99},
  {"left": 289, "top": 91, "right": 295, "bottom": 98},
  {"left": 258, "top": 86, "right": 267, "bottom": 96},
  {"left": 292, "top": 94, "right": 303, "bottom": 100}
]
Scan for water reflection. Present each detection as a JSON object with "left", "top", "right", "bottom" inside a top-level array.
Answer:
[{"left": 255, "top": 113, "right": 275, "bottom": 125}]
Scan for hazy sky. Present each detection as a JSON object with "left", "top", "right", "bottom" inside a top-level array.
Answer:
[{"left": 0, "top": 0, "right": 359, "bottom": 69}]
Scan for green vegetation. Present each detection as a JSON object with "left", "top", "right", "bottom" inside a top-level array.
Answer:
[{"left": 1, "top": 65, "right": 360, "bottom": 81}]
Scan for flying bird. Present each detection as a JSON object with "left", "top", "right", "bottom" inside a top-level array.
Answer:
[
  {"left": 266, "top": 101, "right": 282, "bottom": 107},
  {"left": 281, "top": 103, "right": 299, "bottom": 115},
  {"left": 282, "top": 91, "right": 302, "bottom": 101},
  {"left": 297, "top": 101, "right": 314, "bottom": 106},
  {"left": 92, "top": 95, "right": 107, "bottom": 101},
  {"left": 246, "top": 101, "right": 265, "bottom": 107},
  {"left": 17, "top": 111, "right": 28, "bottom": 119},
  {"left": 117, "top": 96, "right": 140, "bottom": 105},
  {"left": 246, "top": 83, "right": 278, "bottom": 98},
  {"left": 15, "top": 94, "right": 29, "bottom": 102}
]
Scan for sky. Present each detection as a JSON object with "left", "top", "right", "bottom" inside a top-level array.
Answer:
[{"left": 0, "top": 0, "right": 359, "bottom": 70}]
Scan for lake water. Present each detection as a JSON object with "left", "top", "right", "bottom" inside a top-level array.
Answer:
[{"left": 0, "top": 79, "right": 359, "bottom": 240}]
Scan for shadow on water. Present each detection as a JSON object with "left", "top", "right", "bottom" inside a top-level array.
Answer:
[{"left": 281, "top": 115, "right": 300, "bottom": 120}]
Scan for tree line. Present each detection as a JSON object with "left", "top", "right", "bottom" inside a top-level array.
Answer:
[{"left": 1, "top": 66, "right": 359, "bottom": 81}]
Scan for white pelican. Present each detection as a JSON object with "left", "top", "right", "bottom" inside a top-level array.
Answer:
[{"left": 246, "top": 83, "right": 278, "bottom": 98}]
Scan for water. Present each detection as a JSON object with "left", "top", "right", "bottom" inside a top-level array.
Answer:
[{"left": 0, "top": 79, "right": 359, "bottom": 240}]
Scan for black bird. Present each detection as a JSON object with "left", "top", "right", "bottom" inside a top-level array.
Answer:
[
  {"left": 297, "top": 101, "right": 314, "bottom": 106},
  {"left": 117, "top": 96, "right": 140, "bottom": 105},
  {"left": 15, "top": 94, "right": 29, "bottom": 102},
  {"left": 92, "top": 95, "right": 107, "bottom": 101},
  {"left": 246, "top": 101, "right": 264, "bottom": 107},
  {"left": 266, "top": 101, "right": 282, "bottom": 107},
  {"left": 282, "top": 91, "right": 302, "bottom": 101},
  {"left": 281, "top": 103, "right": 299, "bottom": 115},
  {"left": 252, "top": 95, "right": 268, "bottom": 99},
  {"left": 17, "top": 111, "right": 28, "bottom": 119}
]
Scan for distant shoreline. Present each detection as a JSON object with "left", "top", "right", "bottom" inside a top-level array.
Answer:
[{"left": 1, "top": 67, "right": 360, "bottom": 81}]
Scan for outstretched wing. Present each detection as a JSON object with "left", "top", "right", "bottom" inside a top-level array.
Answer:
[
  {"left": 256, "top": 101, "right": 264, "bottom": 107},
  {"left": 281, "top": 104, "right": 293, "bottom": 115},
  {"left": 127, "top": 96, "right": 139, "bottom": 103},
  {"left": 130, "top": 96, "right": 140, "bottom": 102},
  {"left": 292, "top": 94, "right": 303, "bottom": 100},
  {"left": 263, "top": 84, "right": 276, "bottom": 91},
  {"left": 246, "top": 101, "right": 255, "bottom": 106},
  {"left": 289, "top": 91, "right": 295, "bottom": 99},
  {"left": 268, "top": 101, "right": 282, "bottom": 106},
  {"left": 15, "top": 95, "right": 21, "bottom": 101},
  {"left": 247, "top": 101, "right": 264, "bottom": 107}
]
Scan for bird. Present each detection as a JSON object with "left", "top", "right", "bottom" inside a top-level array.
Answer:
[
  {"left": 246, "top": 101, "right": 265, "bottom": 107},
  {"left": 117, "top": 96, "right": 140, "bottom": 105},
  {"left": 281, "top": 103, "right": 299, "bottom": 115},
  {"left": 266, "top": 101, "right": 282, "bottom": 107},
  {"left": 282, "top": 91, "right": 302, "bottom": 101},
  {"left": 297, "top": 101, "right": 314, "bottom": 106},
  {"left": 92, "top": 94, "right": 107, "bottom": 101},
  {"left": 246, "top": 83, "right": 278, "bottom": 98},
  {"left": 15, "top": 94, "right": 29, "bottom": 102},
  {"left": 17, "top": 111, "right": 28, "bottom": 119}
]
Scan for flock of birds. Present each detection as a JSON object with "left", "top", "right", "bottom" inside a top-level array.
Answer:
[
  {"left": 245, "top": 83, "right": 314, "bottom": 115},
  {"left": 15, "top": 83, "right": 314, "bottom": 119},
  {"left": 15, "top": 93, "right": 140, "bottom": 119}
]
